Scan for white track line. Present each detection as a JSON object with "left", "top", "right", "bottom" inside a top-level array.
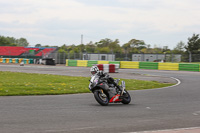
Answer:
[{"left": 126, "top": 127, "right": 200, "bottom": 133}]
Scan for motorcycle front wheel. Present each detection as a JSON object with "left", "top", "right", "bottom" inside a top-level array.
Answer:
[
  {"left": 94, "top": 90, "right": 109, "bottom": 106},
  {"left": 121, "top": 90, "right": 131, "bottom": 104}
]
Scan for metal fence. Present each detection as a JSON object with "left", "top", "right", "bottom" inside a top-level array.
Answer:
[
  {"left": 1, "top": 51, "right": 200, "bottom": 64},
  {"left": 47, "top": 52, "right": 200, "bottom": 64}
]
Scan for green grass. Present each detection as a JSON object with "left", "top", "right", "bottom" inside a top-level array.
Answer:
[{"left": 0, "top": 71, "right": 174, "bottom": 96}]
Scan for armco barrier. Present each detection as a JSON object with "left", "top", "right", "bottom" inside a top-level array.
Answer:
[
  {"left": 87, "top": 60, "right": 98, "bottom": 67},
  {"left": 158, "top": 63, "right": 179, "bottom": 71},
  {"left": 65, "top": 59, "right": 200, "bottom": 72},
  {"left": 77, "top": 60, "right": 88, "bottom": 67},
  {"left": 66, "top": 59, "right": 68, "bottom": 66},
  {"left": 109, "top": 61, "right": 120, "bottom": 65},
  {"left": 139, "top": 62, "right": 158, "bottom": 70},
  {"left": 98, "top": 61, "right": 109, "bottom": 64},
  {"left": 68, "top": 60, "right": 77, "bottom": 66},
  {"left": 179, "top": 63, "right": 199, "bottom": 72},
  {"left": 120, "top": 61, "right": 139, "bottom": 69}
]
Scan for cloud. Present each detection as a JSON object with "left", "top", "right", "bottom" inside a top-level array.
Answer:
[
  {"left": 1, "top": 0, "right": 199, "bottom": 30},
  {"left": 0, "top": 0, "right": 200, "bottom": 47}
]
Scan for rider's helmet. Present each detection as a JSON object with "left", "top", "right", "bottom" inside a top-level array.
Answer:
[{"left": 90, "top": 66, "right": 99, "bottom": 75}]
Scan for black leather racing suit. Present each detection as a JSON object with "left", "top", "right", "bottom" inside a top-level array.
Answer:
[{"left": 96, "top": 71, "right": 120, "bottom": 89}]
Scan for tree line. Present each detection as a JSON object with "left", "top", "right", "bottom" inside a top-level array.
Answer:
[
  {"left": 1, "top": 34, "right": 200, "bottom": 54},
  {"left": 0, "top": 36, "right": 29, "bottom": 47},
  {"left": 56, "top": 34, "right": 200, "bottom": 55}
]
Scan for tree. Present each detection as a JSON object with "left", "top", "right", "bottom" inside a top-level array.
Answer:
[
  {"left": 185, "top": 34, "right": 200, "bottom": 53},
  {"left": 153, "top": 45, "right": 163, "bottom": 54},
  {"left": 173, "top": 41, "right": 185, "bottom": 54},
  {"left": 0, "top": 36, "right": 17, "bottom": 46},
  {"left": 96, "top": 38, "right": 112, "bottom": 48},
  {"left": 122, "top": 43, "right": 131, "bottom": 54},
  {"left": 108, "top": 39, "right": 121, "bottom": 53},
  {"left": 85, "top": 41, "right": 95, "bottom": 53},
  {"left": 77, "top": 44, "right": 85, "bottom": 53},
  {"left": 96, "top": 47, "right": 110, "bottom": 53},
  {"left": 95, "top": 38, "right": 122, "bottom": 53},
  {"left": 7, "top": 37, "right": 17, "bottom": 46},
  {"left": 0, "top": 36, "right": 11, "bottom": 46},
  {"left": 0, "top": 36, "right": 30, "bottom": 46},
  {"left": 35, "top": 44, "right": 42, "bottom": 47},
  {"left": 122, "top": 39, "right": 146, "bottom": 54},
  {"left": 16, "top": 38, "right": 29, "bottom": 46},
  {"left": 57, "top": 44, "right": 67, "bottom": 53}
]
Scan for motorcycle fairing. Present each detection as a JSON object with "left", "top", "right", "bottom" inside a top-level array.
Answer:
[
  {"left": 109, "top": 94, "right": 122, "bottom": 103},
  {"left": 91, "top": 82, "right": 109, "bottom": 92}
]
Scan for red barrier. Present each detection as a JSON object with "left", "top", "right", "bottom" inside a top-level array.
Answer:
[
  {"left": 97, "top": 64, "right": 104, "bottom": 71},
  {"left": 109, "top": 64, "right": 116, "bottom": 73},
  {"left": 96, "top": 64, "right": 119, "bottom": 73}
]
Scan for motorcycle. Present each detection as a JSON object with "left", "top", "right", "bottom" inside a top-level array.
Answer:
[{"left": 89, "top": 74, "right": 131, "bottom": 106}]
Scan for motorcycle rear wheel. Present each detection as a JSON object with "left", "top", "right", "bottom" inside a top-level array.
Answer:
[
  {"left": 121, "top": 90, "right": 131, "bottom": 104},
  {"left": 94, "top": 90, "right": 109, "bottom": 106}
]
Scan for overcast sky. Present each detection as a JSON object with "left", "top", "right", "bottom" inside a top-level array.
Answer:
[{"left": 0, "top": 0, "right": 200, "bottom": 49}]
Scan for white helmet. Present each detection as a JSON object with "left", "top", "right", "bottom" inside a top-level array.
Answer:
[{"left": 90, "top": 66, "right": 99, "bottom": 75}]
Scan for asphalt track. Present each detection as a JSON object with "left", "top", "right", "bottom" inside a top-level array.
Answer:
[{"left": 0, "top": 64, "right": 200, "bottom": 133}]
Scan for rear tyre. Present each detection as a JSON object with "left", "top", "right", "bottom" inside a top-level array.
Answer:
[
  {"left": 121, "top": 90, "right": 131, "bottom": 104},
  {"left": 94, "top": 90, "right": 109, "bottom": 106}
]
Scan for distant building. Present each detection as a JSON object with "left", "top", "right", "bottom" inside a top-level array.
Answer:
[
  {"left": 132, "top": 54, "right": 181, "bottom": 62},
  {"left": 83, "top": 53, "right": 115, "bottom": 61}
]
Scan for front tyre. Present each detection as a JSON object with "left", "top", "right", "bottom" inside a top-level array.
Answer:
[
  {"left": 121, "top": 90, "right": 131, "bottom": 104},
  {"left": 94, "top": 90, "right": 109, "bottom": 106}
]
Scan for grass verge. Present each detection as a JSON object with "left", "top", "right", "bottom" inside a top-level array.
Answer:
[{"left": 0, "top": 71, "right": 174, "bottom": 96}]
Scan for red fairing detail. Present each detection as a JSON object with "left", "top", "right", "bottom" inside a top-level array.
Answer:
[{"left": 109, "top": 94, "right": 122, "bottom": 103}]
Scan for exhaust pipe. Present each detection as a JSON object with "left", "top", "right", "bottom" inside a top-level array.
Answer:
[{"left": 121, "top": 81, "right": 125, "bottom": 95}]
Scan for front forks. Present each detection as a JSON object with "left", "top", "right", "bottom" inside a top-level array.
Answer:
[{"left": 100, "top": 89, "right": 107, "bottom": 98}]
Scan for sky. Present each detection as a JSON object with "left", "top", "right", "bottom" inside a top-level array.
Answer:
[{"left": 0, "top": 0, "right": 200, "bottom": 49}]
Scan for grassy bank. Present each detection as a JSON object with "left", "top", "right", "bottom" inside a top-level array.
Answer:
[{"left": 0, "top": 71, "right": 174, "bottom": 96}]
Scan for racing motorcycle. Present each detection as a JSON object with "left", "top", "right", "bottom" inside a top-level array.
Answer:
[{"left": 89, "top": 74, "right": 131, "bottom": 106}]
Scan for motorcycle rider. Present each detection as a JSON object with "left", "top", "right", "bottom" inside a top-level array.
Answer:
[{"left": 90, "top": 66, "right": 120, "bottom": 90}]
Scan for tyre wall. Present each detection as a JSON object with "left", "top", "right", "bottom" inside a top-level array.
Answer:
[{"left": 0, "top": 58, "right": 34, "bottom": 64}]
